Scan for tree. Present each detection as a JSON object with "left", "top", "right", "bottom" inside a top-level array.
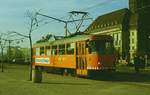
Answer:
[
  {"left": 0, "top": 33, "right": 7, "bottom": 72},
  {"left": 36, "top": 33, "right": 53, "bottom": 43}
]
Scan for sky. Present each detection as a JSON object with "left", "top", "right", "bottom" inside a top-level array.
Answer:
[{"left": 0, "top": 0, "right": 128, "bottom": 47}]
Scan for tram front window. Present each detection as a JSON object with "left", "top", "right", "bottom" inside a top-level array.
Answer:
[{"left": 89, "top": 40, "right": 114, "bottom": 55}]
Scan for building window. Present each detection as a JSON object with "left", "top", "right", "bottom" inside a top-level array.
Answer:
[
  {"left": 132, "top": 38, "right": 134, "bottom": 44},
  {"left": 132, "top": 46, "right": 135, "bottom": 50},
  {"left": 116, "top": 34, "right": 118, "bottom": 41},
  {"left": 118, "top": 47, "right": 120, "bottom": 52},
  {"left": 114, "top": 34, "right": 117, "bottom": 40},
  {"left": 118, "top": 33, "right": 121, "bottom": 40},
  {"left": 118, "top": 40, "right": 121, "bottom": 45},
  {"left": 132, "top": 32, "right": 134, "bottom": 36},
  {"left": 115, "top": 40, "right": 118, "bottom": 45}
]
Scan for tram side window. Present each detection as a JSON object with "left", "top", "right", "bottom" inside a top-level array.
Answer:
[
  {"left": 59, "top": 44, "right": 65, "bottom": 55},
  {"left": 40, "top": 47, "right": 45, "bottom": 56},
  {"left": 46, "top": 46, "right": 51, "bottom": 56},
  {"left": 52, "top": 45, "right": 57, "bottom": 55},
  {"left": 67, "top": 43, "right": 74, "bottom": 54},
  {"left": 36, "top": 48, "right": 40, "bottom": 56}
]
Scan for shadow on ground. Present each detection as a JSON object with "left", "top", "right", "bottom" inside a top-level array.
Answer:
[
  {"left": 42, "top": 82, "right": 89, "bottom": 85},
  {"left": 88, "top": 71, "right": 150, "bottom": 82}
]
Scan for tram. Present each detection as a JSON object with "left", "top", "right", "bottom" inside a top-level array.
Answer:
[{"left": 32, "top": 33, "right": 116, "bottom": 82}]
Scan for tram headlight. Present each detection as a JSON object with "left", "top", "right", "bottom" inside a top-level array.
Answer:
[{"left": 98, "top": 62, "right": 101, "bottom": 65}]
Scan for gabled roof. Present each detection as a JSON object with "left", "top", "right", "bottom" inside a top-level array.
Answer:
[{"left": 85, "top": 8, "right": 130, "bottom": 32}]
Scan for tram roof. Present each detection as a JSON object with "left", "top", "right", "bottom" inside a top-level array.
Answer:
[{"left": 33, "top": 34, "right": 112, "bottom": 47}]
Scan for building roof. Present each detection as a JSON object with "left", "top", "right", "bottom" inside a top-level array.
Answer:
[{"left": 85, "top": 8, "right": 130, "bottom": 32}]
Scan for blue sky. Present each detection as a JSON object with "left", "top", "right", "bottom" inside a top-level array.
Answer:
[{"left": 0, "top": 0, "right": 128, "bottom": 47}]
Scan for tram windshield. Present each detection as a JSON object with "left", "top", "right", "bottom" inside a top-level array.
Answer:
[{"left": 88, "top": 40, "right": 114, "bottom": 55}]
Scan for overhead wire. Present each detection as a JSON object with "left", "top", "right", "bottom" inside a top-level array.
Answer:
[
  {"left": 76, "top": 0, "right": 126, "bottom": 30},
  {"left": 0, "top": 37, "right": 26, "bottom": 42},
  {"left": 36, "top": 0, "right": 119, "bottom": 27},
  {"left": 36, "top": 0, "right": 119, "bottom": 28},
  {"left": 31, "top": 0, "right": 150, "bottom": 35},
  {"left": 81, "top": 0, "right": 120, "bottom": 11}
]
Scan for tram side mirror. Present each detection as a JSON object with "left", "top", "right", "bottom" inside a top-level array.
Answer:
[
  {"left": 86, "top": 43, "right": 91, "bottom": 53},
  {"left": 86, "top": 42, "right": 92, "bottom": 54}
]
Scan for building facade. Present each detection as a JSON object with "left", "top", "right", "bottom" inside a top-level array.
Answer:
[
  {"left": 85, "top": 8, "right": 130, "bottom": 60},
  {"left": 85, "top": 0, "right": 150, "bottom": 62},
  {"left": 129, "top": 0, "right": 150, "bottom": 59}
]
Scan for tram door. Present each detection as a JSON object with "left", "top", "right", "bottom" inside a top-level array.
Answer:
[{"left": 76, "top": 41, "right": 87, "bottom": 76}]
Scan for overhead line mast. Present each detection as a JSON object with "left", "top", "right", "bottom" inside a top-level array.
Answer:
[
  {"left": 69, "top": 11, "right": 88, "bottom": 33},
  {"left": 36, "top": 11, "right": 92, "bottom": 37}
]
